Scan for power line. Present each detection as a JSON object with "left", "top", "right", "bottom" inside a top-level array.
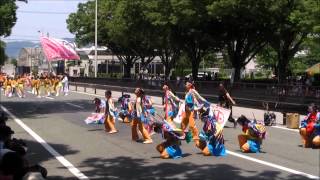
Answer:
[
  {"left": 3, "top": 38, "right": 40, "bottom": 41},
  {"left": 9, "top": 35, "right": 39, "bottom": 38},
  {"left": 17, "top": 10, "right": 71, "bottom": 15}
]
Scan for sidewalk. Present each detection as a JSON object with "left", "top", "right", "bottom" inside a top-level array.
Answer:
[{"left": 70, "top": 85, "right": 306, "bottom": 125}]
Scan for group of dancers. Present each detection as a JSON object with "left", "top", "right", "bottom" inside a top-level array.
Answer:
[
  {"left": 0, "top": 73, "right": 69, "bottom": 98},
  {"left": 91, "top": 81, "right": 273, "bottom": 159}
]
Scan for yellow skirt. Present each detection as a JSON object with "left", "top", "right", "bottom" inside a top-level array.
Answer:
[{"left": 18, "top": 84, "right": 24, "bottom": 89}]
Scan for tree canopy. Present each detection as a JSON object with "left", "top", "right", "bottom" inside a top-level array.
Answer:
[
  {"left": 67, "top": 0, "right": 320, "bottom": 82},
  {"left": 0, "top": 0, "right": 18, "bottom": 65}
]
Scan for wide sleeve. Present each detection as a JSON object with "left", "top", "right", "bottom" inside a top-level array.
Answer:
[
  {"left": 168, "top": 91, "right": 181, "bottom": 102},
  {"left": 108, "top": 99, "right": 116, "bottom": 112},
  {"left": 192, "top": 89, "right": 207, "bottom": 103},
  {"left": 136, "top": 97, "right": 143, "bottom": 117}
]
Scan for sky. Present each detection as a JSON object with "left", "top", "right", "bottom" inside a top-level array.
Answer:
[{"left": 4, "top": 0, "right": 88, "bottom": 42}]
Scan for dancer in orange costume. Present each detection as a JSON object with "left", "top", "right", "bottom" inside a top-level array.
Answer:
[
  {"left": 104, "top": 90, "right": 118, "bottom": 134},
  {"left": 131, "top": 88, "right": 153, "bottom": 144},
  {"left": 182, "top": 81, "right": 209, "bottom": 147}
]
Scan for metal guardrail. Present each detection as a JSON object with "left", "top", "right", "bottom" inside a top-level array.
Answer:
[
  {"left": 69, "top": 81, "right": 319, "bottom": 114},
  {"left": 69, "top": 77, "right": 320, "bottom": 98}
]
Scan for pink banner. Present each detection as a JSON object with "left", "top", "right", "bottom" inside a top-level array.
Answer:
[{"left": 40, "top": 36, "right": 80, "bottom": 61}]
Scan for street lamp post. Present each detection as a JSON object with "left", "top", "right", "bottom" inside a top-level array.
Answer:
[{"left": 94, "top": 0, "right": 98, "bottom": 78}]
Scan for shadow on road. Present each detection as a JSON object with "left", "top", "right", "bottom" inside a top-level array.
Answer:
[
  {"left": 1, "top": 99, "right": 93, "bottom": 119},
  {"left": 76, "top": 156, "right": 308, "bottom": 180},
  {"left": 9, "top": 139, "right": 80, "bottom": 180}
]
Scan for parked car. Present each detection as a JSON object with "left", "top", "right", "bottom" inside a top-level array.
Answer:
[{"left": 185, "top": 71, "right": 211, "bottom": 80}]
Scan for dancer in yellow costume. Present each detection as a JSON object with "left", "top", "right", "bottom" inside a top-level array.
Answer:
[
  {"left": 44, "top": 76, "right": 52, "bottom": 97},
  {"left": 3, "top": 77, "right": 12, "bottom": 97},
  {"left": 11, "top": 77, "right": 18, "bottom": 97},
  {"left": 34, "top": 77, "right": 41, "bottom": 98},
  {"left": 30, "top": 77, "right": 36, "bottom": 94},
  {"left": 16, "top": 76, "right": 26, "bottom": 98},
  {"left": 54, "top": 76, "right": 62, "bottom": 96}
]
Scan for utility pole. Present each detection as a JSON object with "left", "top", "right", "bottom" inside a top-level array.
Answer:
[{"left": 94, "top": 0, "right": 98, "bottom": 78}]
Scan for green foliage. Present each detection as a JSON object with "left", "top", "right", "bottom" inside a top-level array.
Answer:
[
  {"left": 207, "top": 0, "right": 277, "bottom": 82},
  {"left": 0, "top": 0, "right": 17, "bottom": 37},
  {"left": 266, "top": 0, "right": 319, "bottom": 82},
  {"left": 10, "top": 58, "right": 17, "bottom": 67},
  {"left": 0, "top": 0, "right": 18, "bottom": 65},
  {"left": 67, "top": 0, "right": 320, "bottom": 82},
  {"left": 256, "top": 45, "right": 278, "bottom": 71},
  {"left": 0, "top": 41, "right": 8, "bottom": 65}
]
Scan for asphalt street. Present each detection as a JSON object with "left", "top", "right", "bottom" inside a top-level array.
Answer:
[{"left": 1, "top": 90, "right": 319, "bottom": 180}]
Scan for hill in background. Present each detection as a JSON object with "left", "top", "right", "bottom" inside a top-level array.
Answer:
[{"left": 5, "top": 41, "right": 39, "bottom": 58}]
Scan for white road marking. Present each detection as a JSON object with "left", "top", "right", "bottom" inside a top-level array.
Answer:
[
  {"left": 226, "top": 150, "right": 319, "bottom": 179},
  {"left": 1, "top": 105, "right": 89, "bottom": 180},
  {"left": 71, "top": 91, "right": 104, "bottom": 98},
  {"left": 27, "top": 91, "right": 55, "bottom": 100},
  {"left": 66, "top": 102, "right": 84, "bottom": 109},
  {"left": 272, "top": 125, "right": 299, "bottom": 132}
]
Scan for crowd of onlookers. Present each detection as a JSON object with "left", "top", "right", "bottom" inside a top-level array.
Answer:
[{"left": 0, "top": 113, "right": 47, "bottom": 180}]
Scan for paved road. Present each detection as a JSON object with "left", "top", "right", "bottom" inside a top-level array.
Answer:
[{"left": 1, "top": 90, "right": 319, "bottom": 180}]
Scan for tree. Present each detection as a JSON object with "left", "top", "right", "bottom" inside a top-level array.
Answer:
[
  {"left": 268, "top": 0, "right": 319, "bottom": 83},
  {"left": 256, "top": 45, "right": 278, "bottom": 73},
  {"left": 144, "top": 0, "right": 182, "bottom": 80},
  {"left": 0, "top": 41, "right": 8, "bottom": 65},
  {"left": 172, "top": 0, "right": 216, "bottom": 80},
  {"left": 257, "top": 36, "right": 320, "bottom": 76},
  {"left": 145, "top": 0, "right": 218, "bottom": 80},
  {"left": 0, "top": 0, "right": 17, "bottom": 37},
  {"left": 0, "top": 0, "right": 18, "bottom": 65},
  {"left": 67, "top": 1, "right": 95, "bottom": 46},
  {"left": 10, "top": 58, "right": 17, "bottom": 66},
  {"left": 107, "top": 0, "right": 157, "bottom": 74},
  {"left": 207, "top": 0, "right": 275, "bottom": 82},
  {"left": 289, "top": 35, "right": 320, "bottom": 75},
  {"left": 67, "top": 0, "right": 157, "bottom": 78}
]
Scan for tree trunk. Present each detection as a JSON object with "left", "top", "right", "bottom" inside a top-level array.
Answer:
[
  {"left": 277, "top": 50, "right": 290, "bottom": 84},
  {"left": 123, "top": 64, "right": 132, "bottom": 78},
  {"left": 233, "top": 66, "right": 241, "bottom": 83},
  {"left": 278, "top": 59, "right": 288, "bottom": 84},
  {"left": 230, "top": 53, "right": 242, "bottom": 83},
  {"left": 164, "top": 63, "right": 171, "bottom": 81},
  {"left": 122, "top": 57, "right": 133, "bottom": 78},
  {"left": 191, "top": 58, "right": 200, "bottom": 81}
]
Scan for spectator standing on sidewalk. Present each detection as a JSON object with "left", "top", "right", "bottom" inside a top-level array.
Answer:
[
  {"left": 61, "top": 74, "right": 69, "bottom": 96},
  {"left": 218, "top": 83, "right": 237, "bottom": 127}
]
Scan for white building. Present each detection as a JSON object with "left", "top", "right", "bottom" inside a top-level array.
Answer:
[
  {"left": 17, "top": 47, "right": 46, "bottom": 74},
  {"left": 73, "top": 46, "right": 164, "bottom": 77}
]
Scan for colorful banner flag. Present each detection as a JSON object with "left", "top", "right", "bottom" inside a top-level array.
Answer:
[
  {"left": 40, "top": 36, "right": 80, "bottom": 61},
  {"left": 173, "top": 103, "right": 231, "bottom": 129},
  {"left": 209, "top": 105, "right": 231, "bottom": 128}
]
